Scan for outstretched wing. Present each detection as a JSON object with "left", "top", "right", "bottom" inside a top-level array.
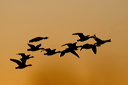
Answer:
[
  {"left": 17, "top": 53, "right": 27, "bottom": 58},
  {"left": 36, "top": 44, "right": 41, "bottom": 48},
  {"left": 60, "top": 50, "right": 67, "bottom": 57},
  {"left": 70, "top": 50, "right": 80, "bottom": 58},
  {"left": 52, "top": 49, "right": 56, "bottom": 52},
  {"left": 72, "top": 33, "right": 85, "bottom": 39},
  {"left": 29, "top": 37, "right": 43, "bottom": 43},
  {"left": 10, "top": 59, "right": 22, "bottom": 65},
  {"left": 28, "top": 44, "right": 35, "bottom": 48},
  {"left": 91, "top": 45, "right": 97, "bottom": 54},
  {"left": 44, "top": 48, "right": 51, "bottom": 52},
  {"left": 93, "top": 35, "right": 102, "bottom": 42},
  {"left": 29, "top": 37, "right": 48, "bottom": 43}
]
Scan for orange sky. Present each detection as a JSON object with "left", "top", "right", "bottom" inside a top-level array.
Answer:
[{"left": 0, "top": 0, "right": 128, "bottom": 85}]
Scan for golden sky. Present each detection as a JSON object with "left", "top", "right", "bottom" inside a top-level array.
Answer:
[{"left": 0, "top": 0, "right": 128, "bottom": 85}]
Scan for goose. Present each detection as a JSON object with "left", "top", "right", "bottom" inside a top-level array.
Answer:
[
  {"left": 27, "top": 44, "right": 44, "bottom": 51},
  {"left": 60, "top": 48, "right": 80, "bottom": 58},
  {"left": 80, "top": 43, "right": 97, "bottom": 54},
  {"left": 72, "top": 33, "right": 93, "bottom": 42},
  {"left": 92, "top": 34, "right": 111, "bottom": 46},
  {"left": 42, "top": 48, "right": 61, "bottom": 56},
  {"left": 10, "top": 58, "right": 32, "bottom": 69},
  {"left": 61, "top": 42, "right": 78, "bottom": 50},
  {"left": 17, "top": 53, "right": 34, "bottom": 60},
  {"left": 29, "top": 37, "right": 48, "bottom": 43}
]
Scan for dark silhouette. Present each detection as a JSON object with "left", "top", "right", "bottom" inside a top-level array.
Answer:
[
  {"left": 29, "top": 37, "right": 48, "bottom": 43},
  {"left": 27, "top": 43, "right": 44, "bottom": 51},
  {"left": 17, "top": 53, "right": 34, "bottom": 60},
  {"left": 60, "top": 48, "right": 80, "bottom": 58},
  {"left": 92, "top": 34, "right": 111, "bottom": 46},
  {"left": 42, "top": 48, "right": 61, "bottom": 56},
  {"left": 79, "top": 43, "right": 97, "bottom": 54},
  {"left": 72, "top": 33, "right": 93, "bottom": 42},
  {"left": 10, "top": 59, "right": 32, "bottom": 69},
  {"left": 61, "top": 42, "right": 79, "bottom": 50}
]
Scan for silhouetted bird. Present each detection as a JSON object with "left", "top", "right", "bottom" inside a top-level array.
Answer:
[
  {"left": 72, "top": 33, "right": 93, "bottom": 42},
  {"left": 79, "top": 43, "right": 97, "bottom": 54},
  {"left": 61, "top": 42, "right": 78, "bottom": 50},
  {"left": 29, "top": 37, "right": 48, "bottom": 43},
  {"left": 27, "top": 44, "right": 44, "bottom": 51},
  {"left": 42, "top": 48, "right": 61, "bottom": 56},
  {"left": 60, "top": 48, "right": 80, "bottom": 58},
  {"left": 92, "top": 34, "right": 111, "bottom": 46},
  {"left": 10, "top": 59, "right": 32, "bottom": 69},
  {"left": 17, "top": 53, "right": 34, "bottom": 60}
]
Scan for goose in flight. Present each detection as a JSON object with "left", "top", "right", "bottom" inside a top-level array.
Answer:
[
  {"left": 42, "top": 48, "right": 61, "bottom": 56},
  {"left": 10, "top": 58, "right": 32, "bottom": 69},
  {"left": 61, "top": 42, "right": 79, "bottom": 50},
  {"left": 92, "top": 34, "right": 111, "bottom": 46},
  {"left": 17, "top": 53, "right": 34, "bottom": 60},
  {"left": 27, "top": 44, "right": 44, "bottom": 51},
  {"left": 29, "top": 37, "right": 48, "bottom": 43},
  {"left": 72, "top": 33, "right": 93, "bottom": 42},
  {"left": 60, "top": 48, "right": 80, "bottom": 58},
  {"left": 80, "top": 43, "right": 97, "bottom": 54}
]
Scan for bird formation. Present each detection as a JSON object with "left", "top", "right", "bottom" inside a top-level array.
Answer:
[{"left": 10, "top": 33, "right": 111, "bottom": 69}]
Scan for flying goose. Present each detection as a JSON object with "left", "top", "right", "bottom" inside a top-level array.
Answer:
[
  {"left": 80, "top": 43, "right": 97, "bottom": 54},
  {"left": 61, "top": 42, "right": 79, "bottom": 50},
  {"left": 42, "top": 48, "right": 61, "bottom": 56},
  {"left": 10, "top": 58, "right": 32, "bottom": 69},
  {"left": 29, "top": 37, "right": 48, "bottom": 43},
  {"left": 92, "top": 34, "right": 111, "bottom": 46},
  {"left": 72, "top": 33, "right": 93, "bottom": 42},
  {"left": 60, "top": 48, "right": 80, "bottom": 58},
  {"left": 27, "top": 44, "right": 44, "bottom": 51}
]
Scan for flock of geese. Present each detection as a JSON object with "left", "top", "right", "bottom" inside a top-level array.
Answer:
[{"left": 10, "top": 33, "right": 111, "bottom": 69}]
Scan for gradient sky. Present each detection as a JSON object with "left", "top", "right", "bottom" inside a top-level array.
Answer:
[{"left": 0, "top": 0, "right": 128, "bottom": 85}]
